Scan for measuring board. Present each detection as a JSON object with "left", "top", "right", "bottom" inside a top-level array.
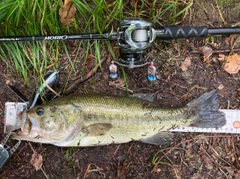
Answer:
[
  {"left": 170, "top": 109, "right": 240, "bottom": 134},
  {"left": 4, "top": 102, "right": 27, "bottom": 133},
  {"left": 3, "top": 102, "right": 240, "bottom": 134}
]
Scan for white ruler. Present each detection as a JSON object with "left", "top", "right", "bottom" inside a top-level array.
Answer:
[
  {"left": 4, "top": 102, "right": 240, "bottom": 134},
  {"left": 4, "top": 102, "right": 27, "bottom": 133},
  {"left": 170, "top": 110, "right": 240, "bottom": 134}
]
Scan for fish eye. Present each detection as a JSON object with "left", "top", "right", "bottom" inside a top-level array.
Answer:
[{"left": 36, "top": 108, "right": 44, "bottom": 116}]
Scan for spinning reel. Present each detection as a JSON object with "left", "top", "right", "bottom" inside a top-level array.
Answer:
[{"left": 1, "top": 18, "right": 240, "bottom": 80}]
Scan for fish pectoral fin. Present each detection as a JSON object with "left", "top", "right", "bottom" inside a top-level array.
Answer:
[
  {"left": 140, "top": 132, "right": 174, "bottom": 145},
  {"left": 81, "top": 123, "right": 113, "bottom": 136}
]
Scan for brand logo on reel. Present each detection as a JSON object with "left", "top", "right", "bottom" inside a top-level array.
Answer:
[{"left": 44, "top": 35, "right": 67, "bottom": 40}]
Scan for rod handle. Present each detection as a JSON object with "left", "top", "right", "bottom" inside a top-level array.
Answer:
[{"left": 156, "top": 26, "right": 208, "bottom": 39}]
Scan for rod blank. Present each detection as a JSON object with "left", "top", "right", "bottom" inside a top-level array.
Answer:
[{"left": 0, "top": 32, "right": 118, "bottom": 42}]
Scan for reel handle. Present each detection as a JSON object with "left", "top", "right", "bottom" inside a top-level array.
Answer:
[{"left": 156, "top": 26, "right": 208, "bottom": 40}]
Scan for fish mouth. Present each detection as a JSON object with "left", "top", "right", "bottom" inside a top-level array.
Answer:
[
  {"left": 18, "top": 110, "right": 26, "bottom": 130},
  {"left": 11, "top": 115, "right": 60, "bottom": 144},
  {"left": 12, "top": 114, "right": 41, "bottom": 139}
]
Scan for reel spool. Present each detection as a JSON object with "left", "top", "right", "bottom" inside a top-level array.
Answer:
[{"left": 115, "top": 18, "right": 156, "bottom": 68}]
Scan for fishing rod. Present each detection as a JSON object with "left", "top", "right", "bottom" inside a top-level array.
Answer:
[{"left": 1, "top": 18, "right": 240, "bottom": 80}]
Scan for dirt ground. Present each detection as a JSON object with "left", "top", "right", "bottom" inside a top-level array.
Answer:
[{"left": 1, "top": 0, "right": 240, "bottom": 178}]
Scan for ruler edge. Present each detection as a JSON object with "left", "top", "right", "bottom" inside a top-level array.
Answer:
[{"left": 170, "top": 109, "right": 240, "bottom": 134}]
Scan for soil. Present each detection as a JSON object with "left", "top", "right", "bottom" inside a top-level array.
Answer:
[{"left": 1, "top": 1, "right": 240, "bottom": 179}]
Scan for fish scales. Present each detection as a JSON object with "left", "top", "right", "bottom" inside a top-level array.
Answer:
[
  {"left": 75, "top": 95, "right": 187, "bottom": 122},
  {"left": 11, "top": 90, "right": 226, "bottom": 146},
  {"left": 73, "top": 95, "right": 188, "bottom": 132}
]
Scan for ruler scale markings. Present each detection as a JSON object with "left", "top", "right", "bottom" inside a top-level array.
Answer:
[{"left": 170, "top": 109, "right": 240, "bottom": 134}]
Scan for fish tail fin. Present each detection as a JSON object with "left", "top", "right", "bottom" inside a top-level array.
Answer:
[{"left": 187, "top": 90, "right": 226, "bottom": 128}]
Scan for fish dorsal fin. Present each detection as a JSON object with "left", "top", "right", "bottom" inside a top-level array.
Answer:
[{"left": 132, "top": 91, "right": 158, "bottom": 104}]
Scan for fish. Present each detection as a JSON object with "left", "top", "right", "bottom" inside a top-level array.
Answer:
[{"left": 11, "top": 90, "right": 226, "bottom": 147}]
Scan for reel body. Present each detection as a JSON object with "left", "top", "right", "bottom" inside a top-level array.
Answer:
[{"left": 116, "top": 18, "right": 156, "bottom": 68}]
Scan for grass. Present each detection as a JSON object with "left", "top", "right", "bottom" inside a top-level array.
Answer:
[
  {"left": 64, "top": 147, "right": 79, "bottom": 177},
  {"left": 0, "top": 0, "right": 195, "bottom": 86},
  {"left": 0, "top": 0, "right": 64, "bottom": 84},
  {"left": 152, "top": 148, "right": 181, "bottom": 178}
]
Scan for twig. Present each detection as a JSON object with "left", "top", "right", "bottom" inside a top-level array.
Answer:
[
  {"left": 151, "top": 134, "right": 231, "bottom": 173},
  {"left": 28, "top": 142, "right": 35, "bottom": 152},
  {"left": 209, "top": 145, "right": 232, "bottom": 166},
  {"left": 178, "top": 84, "right": 207, "bottom": 100},
  {"left": 39, "top": 56, "right": 60, "bottom": 97},
  {"left": 17, "top": 143, "right": 28, "bottom": 157},
  {"left": 165, "top": 155, "right": 181, "bottom": 179},
  {"left": 63, "top": 52, "right": 109, "bottom": 94},
  {"left": 41, "top": 75, "right": 61, "bottom": 97},
  {"left": 127, "top": 142, "right": 135, "bottom": 154},
  {"left": 40, "top": 168, "right": 49, "bottom": 179},
  {"left": 200, "top": 145, "right": 228, "bottom": 178},
  {"left": 214, "top": 3, "right": 227, "bottom": 25},
  {"left": 28, "top": 142, "right": 49, "bottom": 179},
  {"left": 117, "top": 142, "right": 134, "bottom": 178},
  {"left": 231, "top": 135, "right": 240, "bottom": 168},
  {"left": 190, "top": 48, "right": 240, "bottom": 54},
  {"left": 83, "top": 164, "right": 91, "bottom": 179},
  {"left": 113, "top": 145, "right": 120, "bottom": 156}
]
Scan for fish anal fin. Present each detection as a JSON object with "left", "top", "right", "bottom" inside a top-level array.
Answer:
[
  {"left": 140, "top": 132, "right": 174, "bottom": 145},
  {"left": 81, "top": 123, "right": 113, "bottom": 136}
]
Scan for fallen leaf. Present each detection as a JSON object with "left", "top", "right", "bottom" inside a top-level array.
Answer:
[
  {"left": 109, "top": 79, "right": 125, "bottom": 88},
  {"left": 218, "top": 54, "right": 225, "bottom": 61},
  {"left": 59, "top": 0, "right": 76, "bottom": 25},
  {"left": 180, "top": 56, "right": 191, "bottom": 71},
  {"left": 198, "top": 46, "right": 213, "bottom": 63},
  {"left": 218, "top": 53, "right": 240, "bottom": 74},
  {"left": 5, "top": 80, "right": 11, "bottom": 85},
  {"left": 217, "top": 84, "right": 224, "bottom": 90},
  {"left": 30, "top": 151, "right": 43, "bottom": 171},
  {"left": 85, "top": 54, "right": 96, "bottom": 68}
]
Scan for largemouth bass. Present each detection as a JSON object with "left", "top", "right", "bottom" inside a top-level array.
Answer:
[{"left": 12, "top": 90, "right": 226, "bottom": 146}]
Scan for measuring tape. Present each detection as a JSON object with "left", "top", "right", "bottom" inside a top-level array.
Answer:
[
  {"left": 4, "top": 102, "right": 240, "bottom": 134},
  {"left": 170, "top": 109, "right": 240, "bottom": 134}
]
